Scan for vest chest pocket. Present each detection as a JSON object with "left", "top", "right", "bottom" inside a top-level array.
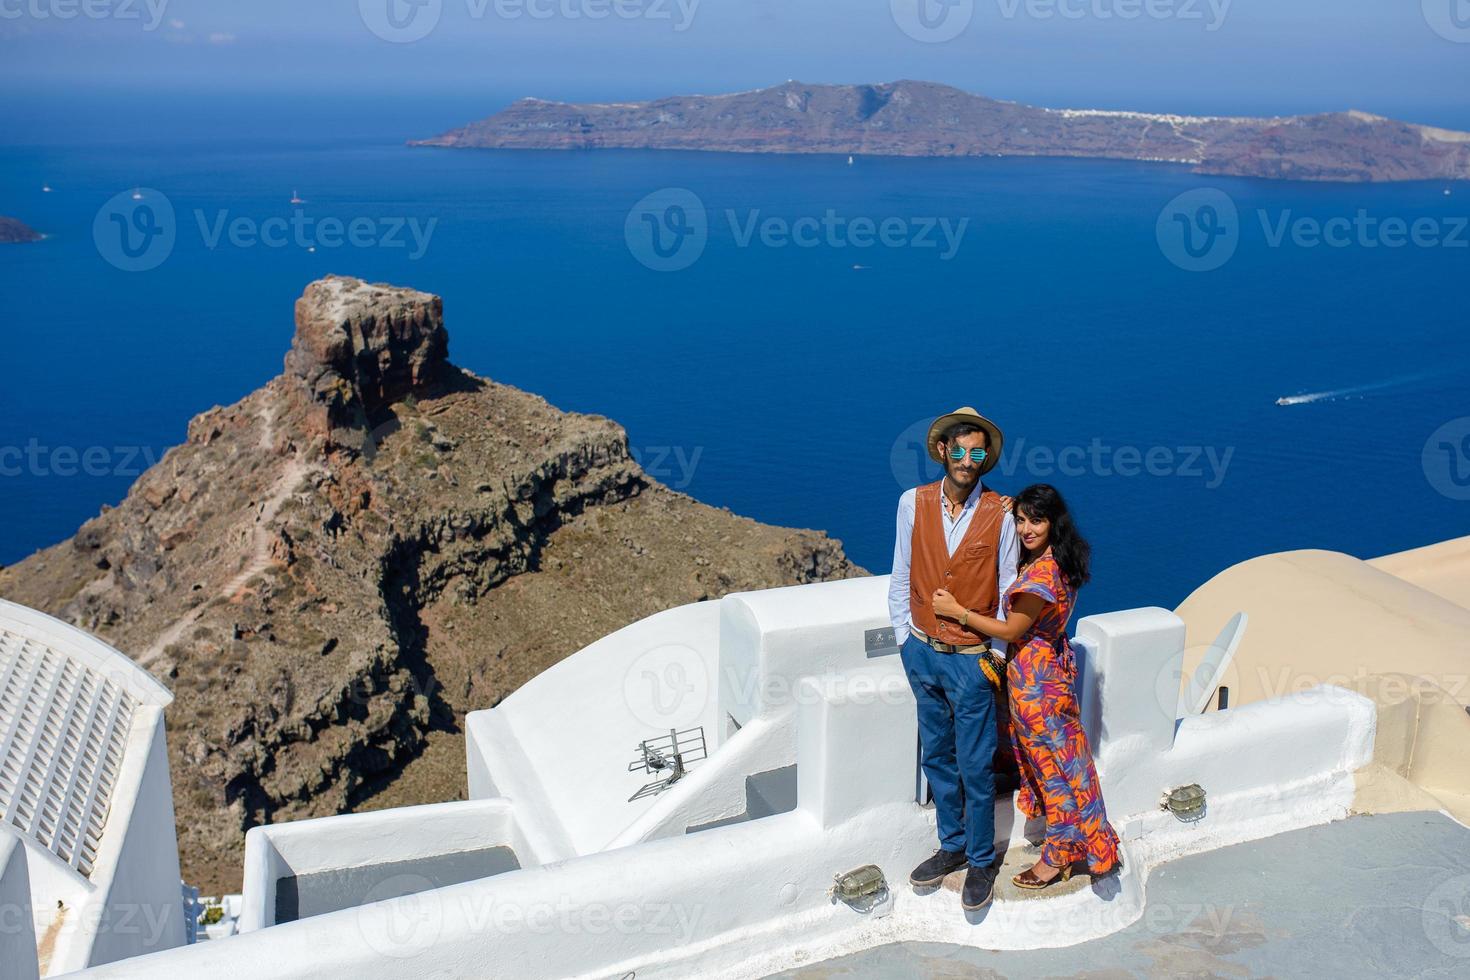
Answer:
[{"left": 959, "top": 538, "right": 993, "bottom": 563}]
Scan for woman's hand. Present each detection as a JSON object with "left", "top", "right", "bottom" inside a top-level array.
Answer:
[
  {"left": 932, "top": 589, "right": 966, "bottom": 621},
  {"left": 931, "top": 591, "right": 1045, "bottom": 644}
]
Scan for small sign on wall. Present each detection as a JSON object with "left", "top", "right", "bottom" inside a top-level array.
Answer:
[{"left": 865, "top": 626, "right": 899, "bottom": 658}]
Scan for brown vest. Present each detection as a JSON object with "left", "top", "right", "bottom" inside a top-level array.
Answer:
[{"left": 909, "top": 480, "right": 1005, "bottom": 645}]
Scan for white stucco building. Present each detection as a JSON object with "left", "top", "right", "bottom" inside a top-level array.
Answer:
[
  {"left": 0, "top": 600, "right": 185, "bottom": 976},
  {"left": 4, "top": 539, "right": 1470, "bottom": 978}
]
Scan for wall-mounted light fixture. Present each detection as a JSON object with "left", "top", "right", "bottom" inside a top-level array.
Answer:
[
  {"left": 830, "top": 865, "right": 889, "bottom": 911},
  {"left": 1163, "top": 783, "right": 1208, "bottom": 822}
]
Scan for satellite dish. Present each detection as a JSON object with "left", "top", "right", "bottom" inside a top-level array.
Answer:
[{"left": 1178, "top": 612, "right": 1248, "bottom": 716}]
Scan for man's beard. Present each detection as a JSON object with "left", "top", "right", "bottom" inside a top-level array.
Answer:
[{"left": 947, "top": 464, "right": 979, "bottom": 486}]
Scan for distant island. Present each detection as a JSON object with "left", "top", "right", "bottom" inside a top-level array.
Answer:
[
  {"left": 0, "top": 216, "right": 42, "bottom": 243},
  {"left": 414, "top": 80, "right": 1470, "bottom": 183}
]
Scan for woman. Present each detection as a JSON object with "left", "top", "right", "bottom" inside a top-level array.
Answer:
[{"left": 932, "top": 483, "right": 1120, "bottom": 888}]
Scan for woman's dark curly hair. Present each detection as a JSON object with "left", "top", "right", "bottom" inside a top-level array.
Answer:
[{"left": 1013, "top": 483, "right": 1091, "bottom": 590}]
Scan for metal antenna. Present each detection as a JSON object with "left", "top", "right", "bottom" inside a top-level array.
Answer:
[{"left": 627, "top": 726, "right": 707, "bottom": 802}]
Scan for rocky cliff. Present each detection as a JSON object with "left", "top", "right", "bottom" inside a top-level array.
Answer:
[
  {"left": 0, "top": 276, "right": 867, "bottom": 893},
  {"left": 414, "top": 80, "right": 1470, "bottom": 183}
]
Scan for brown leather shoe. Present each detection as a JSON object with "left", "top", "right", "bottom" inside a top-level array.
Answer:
[{"left": 1011, "top": 859, "right": 1074, "bottom": 890}]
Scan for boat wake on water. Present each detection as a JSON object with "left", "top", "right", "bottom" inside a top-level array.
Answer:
[{"left": 1275, "top": 370, "right": 1458, "bottom": 407}]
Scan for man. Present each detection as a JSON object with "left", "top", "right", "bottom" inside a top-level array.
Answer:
[{"left": 889, "top": 406, "right": 1019, "bottom": 912}]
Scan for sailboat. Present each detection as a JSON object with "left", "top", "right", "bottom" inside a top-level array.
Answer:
[
  {"left": 847, "top": 155, "right": 854, "bottom": 166},
  {"left": 291, "top": 189, "right": 307, "bottom": 205}
]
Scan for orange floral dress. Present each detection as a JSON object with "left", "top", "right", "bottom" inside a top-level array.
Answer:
[{"left": 1004, "top": 550, "right": 1120, "bottom": 873}]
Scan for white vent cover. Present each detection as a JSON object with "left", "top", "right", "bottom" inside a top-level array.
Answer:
[{"left": 0, "top": 629, "right": 137, "bottom": 878}]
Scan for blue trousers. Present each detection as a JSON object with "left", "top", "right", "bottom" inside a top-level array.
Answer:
[{"left": 899, "top": 632, "right": 998, "bottom": 867}]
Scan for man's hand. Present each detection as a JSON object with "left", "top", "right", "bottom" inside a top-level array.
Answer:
[{"left": 932, "top": 588, "right": 965, "bottom": 621}]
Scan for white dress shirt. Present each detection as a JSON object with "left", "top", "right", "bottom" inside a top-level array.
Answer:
[{"left": 888, "top": 479, "right": 1020, "bottom": 655}]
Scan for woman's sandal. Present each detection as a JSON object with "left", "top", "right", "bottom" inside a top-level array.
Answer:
[{"left": 1011, "top": 860, "right": 1074, "bottom": 890}]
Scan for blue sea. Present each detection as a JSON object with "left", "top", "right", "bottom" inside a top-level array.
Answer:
[{"left": 3, "top": 93, "right": 1468, "bottom": 618}]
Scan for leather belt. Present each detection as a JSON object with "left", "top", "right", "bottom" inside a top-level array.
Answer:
[{"left": 910, "top": 627, "right": 992, "bottom": 655}]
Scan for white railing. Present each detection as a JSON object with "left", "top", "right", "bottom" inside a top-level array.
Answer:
[
  {"left": 238, "top": 799, "right": 531, "bottom": 933},
  {"left": 61, "top": 591, "right": 1378, "bottom": 979}
]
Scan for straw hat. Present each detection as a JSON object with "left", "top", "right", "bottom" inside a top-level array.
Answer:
[{"left": 926, "top": 407, "right": 1005, "bottom": 475}]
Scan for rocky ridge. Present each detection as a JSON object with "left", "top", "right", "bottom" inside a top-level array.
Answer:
[
  {"left": 414, "top": 80, "right": 1470, "bottom": 183},
  {"left": 0, "top": 276, "right": 867, "bottom": 892}
]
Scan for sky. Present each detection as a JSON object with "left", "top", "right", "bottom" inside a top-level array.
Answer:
[{"left": 2, "top": 0, "right": 1469, "bottom": 131}]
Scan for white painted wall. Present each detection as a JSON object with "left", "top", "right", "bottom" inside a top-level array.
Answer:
[
  {"left": 468, "top": 597, "right": 724, "bottom": 857},
  {"left": 14, "top": 837, "right": 88, "bottom": 959},
  {"left": 796, "top": 667, "right": 915, "bottom": 828},
  {"left": 0, "top": 602, "right": 183, "bottom": 976},
  {"left": 606, "top": 713, "right": 793, "bottom": 847},
  {"left": 0, "top": 602, "right": 173, "bottom": 708},
  {"left": 464, "top": 576, "right": 895, "bottom": 861},
  {"left": 717, "top": 577, "right": 894, "bottom": 731},
  {"left": 0, "top": 832, "right": 40, "bottom": 980},
  {"left": 60, "top": 588, "right": 1381, "bottom": 979},
  {"left": 610, "top": 577, "right": 897, "bottom": 846},
  {"left": 238, "top": 799, "right": 531, "bottom": 932},
  {"left": 66, "top": 709, "right": 187, "bottom": 971},
  {"left": 49, "top": 658, "right": 943, "bottom": 979},
  {"left": 1073, "top": 607, "right": 1375, "bottom": 858}
]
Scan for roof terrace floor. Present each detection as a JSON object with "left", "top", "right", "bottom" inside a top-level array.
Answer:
[{"left": 770, "top": 810, "right": 1470, "bottom": 979}]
